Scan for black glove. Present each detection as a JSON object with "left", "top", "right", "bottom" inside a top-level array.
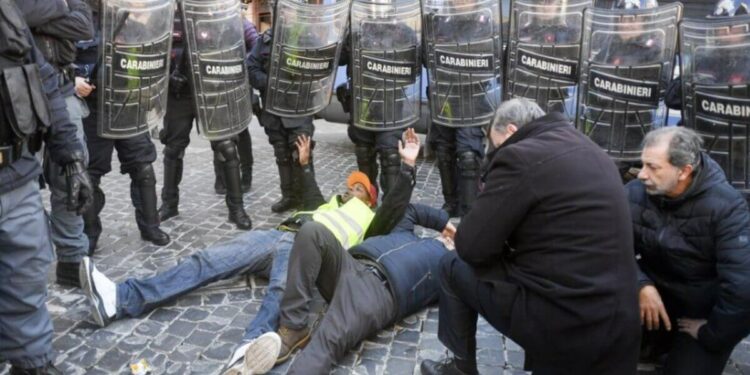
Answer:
[{"left": 64, "top": 160, "right": 93, "bottom": 215}]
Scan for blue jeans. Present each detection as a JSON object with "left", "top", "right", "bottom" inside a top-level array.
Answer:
[
  {"left": 45, "top": 95, "right": 89, "bottom": 262},
  {"left": 116, "top": 229, "right": 294, "bottom": 341},
  {"left": 0, "top": 180, "right": 54, "bottom": 369}
]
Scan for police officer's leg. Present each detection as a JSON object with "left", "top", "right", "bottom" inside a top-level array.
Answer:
[
  {"left": 237, "top": 127, "right": 254, "bottom": 192},
  {"left": 455, "top": 126, "right": 484, "bottom": 216},
  {"left": 48, "top": 95, "right": 90, "bottom": 287},
  {"left": 81, "top": 108, "right": 113, "bottom": 254},
  {"left": 0, "top": 181, "right": 56, "bottom": 373},
  {"left": 288, "top": 121, "right": 316, "bottom": 207},
  {"left": 213, "top": 151, "right": 227, "bottom": 195},
  {"left": 264, "top": 120, "right": 298, "bottom": 213},
  {"left": 116, "top": 134, "right": 170, "bottom": 246},
  {"left": 375, "top": 130, "right": 402, "bottom": 197},
  {"left": 158, "top": 94, "right": 194, "bottom": 221},
  {"left": 431, "top": 124, "right": 459, "bottom": 216},
  {"left": 347, "top": 126, "right": 378, "bottom": 189},
  {"left": 213, "top": 138, "right": 252, "bottom": 230}
]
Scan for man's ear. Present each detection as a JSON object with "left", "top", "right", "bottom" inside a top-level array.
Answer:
[
  {"left": 506, "top": 123, "right": 518, "bottom": 135},
  {"left": 678, "top": 164, "right": 695, "bottom": 181}
]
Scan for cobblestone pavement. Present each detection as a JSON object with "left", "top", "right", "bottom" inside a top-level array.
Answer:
[{"left": 1, "top": 120, "right": 748, "bottom": 375}]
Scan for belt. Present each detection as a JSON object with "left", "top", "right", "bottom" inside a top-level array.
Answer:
[{"left": 365, "top": 265, "right": 389, "bottom": 288}]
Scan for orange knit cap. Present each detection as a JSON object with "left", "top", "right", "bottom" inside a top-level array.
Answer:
[{"left": 346, "top": 171, "right": 378, "bottom": 207}]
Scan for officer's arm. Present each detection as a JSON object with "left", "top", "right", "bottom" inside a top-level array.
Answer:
[
  {"left": 697, "top": 198, "right": 750, "bottom": 351},
  {"left": 15, "top": 0, "right": 68, "bottom": 29},
  {"left": 246, "top": 40, "right": 268, "bottom": 91},
  {"left": 33, "top": 0, "right": 94, "bottom": 41},
  {"left": 33, "top": 44, "right": 85, "bottom": 164}
]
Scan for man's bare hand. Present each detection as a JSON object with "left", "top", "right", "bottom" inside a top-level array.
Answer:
[
  {"left": 442, "top": 222, "right": 456, "bottom": 240},
  {"left": 398, "top": 128, "right": 419, "bottom": 167},
  {"left": 295, "top": 134, "right": 311, "bottom": 166},
  {"left": 640, "top": 285, "right": 671, "bottom": 331},
  {"left": 75, "top": 77, "right": 95, "bottom": 98},
  {"left": 677, "top": 318, "right": 706, "bottom": 340}
]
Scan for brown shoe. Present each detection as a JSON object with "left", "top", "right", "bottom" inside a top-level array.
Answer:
[{"left": 275, "top": 325, "right": 311, "bottom": 364}]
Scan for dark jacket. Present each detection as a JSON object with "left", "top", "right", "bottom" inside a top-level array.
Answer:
[
  {"left": 1, "top": 2, "right": 84, "bottom": 194},
  {"left": 16, "top": 0, "right": 93, "bottom": 96},
  {"left": 246, "top": 29, "right": 312, "bottom": 129},
  {"left": 350, "top": 204, "right": 449, "bottom": 321},
  {"left": 455, "top": 112, "right": 640, "bottom": 374},
  {"left": 626, "top": 153, "right": 750, "bottom": 352}
]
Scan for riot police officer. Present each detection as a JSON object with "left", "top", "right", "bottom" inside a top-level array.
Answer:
[
  {"left": 14, "top": 0, "right": 94, "bottom": 288},
  {"left": 157, "top": 9, "right": 252, "bottom": 230},
  {"left": 0, "top": 1, "right": 92, "bottom": 372},
  {"left": 248, "top": 28, "right": 320, "bottom": 213},
  {"left": 75, "top": 3, "right": 170, "bottom": 252}
]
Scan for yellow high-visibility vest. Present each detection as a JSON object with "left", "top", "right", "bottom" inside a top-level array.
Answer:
[{"left": 312, "top": 196, "right": 375, "bottom": 249}]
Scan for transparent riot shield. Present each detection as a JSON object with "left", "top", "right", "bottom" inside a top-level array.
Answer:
[
  {"left": 265, "top": 0, "right": 350, "bottom": 118},
  {"left": 181, "top": 0, "right": 252, "bottom": 141},
  {"left": 99, "top": 0, "right": 174, "bottom": 139},
  {"left": 423, "top": 0, "right": 503, "bottom": 128},
  {"left": 506, "top": 0, "right": 592, "bottom": 119},
  {"left": 350, "top": 0, "right": 421, "bottom": 131},
  {"left": 576, "top": 3, "right": 682, "bottom": 164},
  {"left": 681, "top": 16, "right": 750, "bottom": 193}
]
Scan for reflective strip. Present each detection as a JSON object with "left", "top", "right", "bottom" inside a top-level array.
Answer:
[
  {"left": 331, "top": 209, "right": 364, "bottom": 245},
  {"left": 316, "top": 212, "right": 352, "bottom": 248}
]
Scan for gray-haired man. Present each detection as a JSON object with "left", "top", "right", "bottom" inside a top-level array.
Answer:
[{"left": 628, "top": 127, "right": 750, "bottom": 375}]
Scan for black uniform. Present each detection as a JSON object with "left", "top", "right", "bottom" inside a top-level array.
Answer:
[
  {"left": 0, "top": 1, "right": 90, "bottom": 372},
  {"left": 247, "top": 29, "right": 318, "bottom": 213},
  {"left": 338, "top": 32, "right": 403, "bottom": 196},
  {"left": 75, "top": 8, "right": 169, "bottom": 251},
  {"left": 157, "top": 15, "right": 252, "bottom": 230}
]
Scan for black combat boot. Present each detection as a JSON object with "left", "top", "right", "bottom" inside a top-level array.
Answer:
[
  {"left": 215, "top": 139, "right": 253, "bottom": 230},
  {"left": 457, "top": 151, "right": 480, "bottom": 217},
  {"left": 158, "top": 147, "right": 183, "bottom": 221},
  {"left": 271, "top": 143, "right": 299, "bottom": 213},
  {"left": 130, "top": 164, "right": 170, "bottom": 246},
  {"left": 82, "top": 175, "right": 104, "bottom": 255},
  {"left": 435, "top": 145, "right": 459, "bottom": 217},
  {"left": 237, "top": 128, "right": 254, "bottom": 193}
]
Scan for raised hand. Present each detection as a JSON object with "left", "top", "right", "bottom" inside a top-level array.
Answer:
[
  {"left": 295, "top": 134, "right": 311, "bottom": 166},
  {"left": 398, "top": 128, "right": 420, "bottom": 167}
]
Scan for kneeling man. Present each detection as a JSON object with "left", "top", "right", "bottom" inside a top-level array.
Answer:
[{"left": 422, "top": 98, "right": 641, "bottom": 374}]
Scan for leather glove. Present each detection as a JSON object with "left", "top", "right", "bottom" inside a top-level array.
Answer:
[{"left": 64, "top": 160, "right": 93, "bottom": 215}]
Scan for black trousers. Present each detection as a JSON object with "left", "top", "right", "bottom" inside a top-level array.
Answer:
[
  {"left": 280, "top": 222, "right": 397, "bottom": 374},
  {"left": 437, "top": 252, "right": 516, "bottom": 365},
  {"left": 82, "top": 99, "right": 157, "bottom": 177},
  {"left": 429, "top": 124, "right": 485, "bottom": 157},
  {"left": 642, "top": 321, "right": 734, "bottom": 375},
  {"left": 347, "top": 126, "right": 401, "bottom": 153}
]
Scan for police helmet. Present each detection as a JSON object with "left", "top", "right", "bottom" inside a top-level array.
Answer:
[
  {"left": 614, "top": 0, "right": 659, "bottom": 9},
  {"left": 713, "top": 0, "right": 750, "bottom": 17}
]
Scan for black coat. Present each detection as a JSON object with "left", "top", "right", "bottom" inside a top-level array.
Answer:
[
  {"left": 455, "top": 112, "right": 640, "bottom": 374},
  {"left": 626, "top": 153, "right": 750, "bottom": 351}
]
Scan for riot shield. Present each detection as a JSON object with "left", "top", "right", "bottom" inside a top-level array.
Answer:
[
  {"left": 681, "top": 16, "right": 750, "bottom": 193},
  {"left": 99, "top": 0, "right": 174, "bottom": 139},
  {"left": 181, "top": 0, "right": 252, "bottom": 141},
  {"left": 506, "top": 0, "right": 591, "bottom": 119},
  {"left": 423, "top": 0, "right": 503, "bottom": 128},
  {"left": 576, "top": 4, "right": 682, "bottom": 164},
  {"left": 350, "top": 0, "right": 421, "bottom": 131},
  {"left": 265, "top": 0, "right": 350, "bottom": 118}
]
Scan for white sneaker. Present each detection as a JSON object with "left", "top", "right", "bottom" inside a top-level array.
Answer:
[
  {"left": 222, "top": 333, "right": 281, "bottom": 375},
  {"left": 79, "top": 256, "right": 117, "bottom": 327}
]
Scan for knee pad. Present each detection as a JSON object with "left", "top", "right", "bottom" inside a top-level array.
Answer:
[
  {"left": 130, "top": 163, "right": 156, "bottom": 186},
  {"left": 214, "top": 139, "right": 239, "bottom": 162},
  {"left": 163, "top": 145, "right": 185, "bottom": 160},
  {"left": 273, "top": 142, "right": 292, "bottom": 165},
  {"left": 380, "top": 149, "right": 401, "bottom": 170},
  {"left": 458, "top": 151, "right": 480, "bottom": 177}
]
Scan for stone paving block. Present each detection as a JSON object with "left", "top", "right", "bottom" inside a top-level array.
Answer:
[
  {"left": 386, "top": 357, "right": 417, "bottom": 374},
  {"left": 150, "top": 334, "right": 184, "bottom": 353},
  {"left": 185, "top": 329, "right": 216, "bottom": 347},
  {"left": 165, "top": 320, "right": 198, "bottom": 338},
  {"left": 97, "top": 348, "right": 133, "bottom": 372},
  {"left": 148, "top": 308, "right": 182, "bottom": 323}
]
